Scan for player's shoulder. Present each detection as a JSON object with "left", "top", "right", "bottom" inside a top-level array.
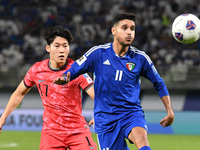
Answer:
[
  {"left": 67, "top": 58, "right": 74, "bottom": 65},
  {"left": 85, "top": 43, "right": 111, "bottom": 56},
  {"left": 129, "top": 46, "right": 145, "bottom": 55},
  {"left": 129, "top": 46, "right": 152, "bottom": 64},
  {"left": 30, "top": 59, "right": 49, "bottom": 70},
  {"left": 93, "top": 42, "right": 111, "bottom": 50}
]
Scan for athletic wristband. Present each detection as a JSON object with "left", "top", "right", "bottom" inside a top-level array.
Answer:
[
  {"left": 60, "top": 76, "right": 67, "bottom": 85},
  {"left": 63, "top": 76, "right": 67, "bottom": 82}
]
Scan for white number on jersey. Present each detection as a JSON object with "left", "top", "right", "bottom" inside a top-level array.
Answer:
[{"left": 115, "top": 70, "right": 123, "bottom": 81}]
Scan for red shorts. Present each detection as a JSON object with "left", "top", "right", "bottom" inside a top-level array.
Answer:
[{"left": 40, "top": 130, "right": 97, "bottom": 150}]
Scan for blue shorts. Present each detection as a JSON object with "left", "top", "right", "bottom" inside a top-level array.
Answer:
[{"left": 97, "top": 111, "right": 148, "bottom": 150}]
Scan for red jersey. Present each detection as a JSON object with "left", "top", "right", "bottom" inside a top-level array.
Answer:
[{"left": 23, "top": 58, "right": 93, "bottom": 135}]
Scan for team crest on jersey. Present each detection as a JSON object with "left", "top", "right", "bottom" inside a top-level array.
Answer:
[{"left": 126, "top": 62, "right": 135, "bottom": 71}]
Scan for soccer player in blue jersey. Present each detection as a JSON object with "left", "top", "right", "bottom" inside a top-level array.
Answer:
[{"left": 53, "top": 13, "right": 174, "bottom": 150}]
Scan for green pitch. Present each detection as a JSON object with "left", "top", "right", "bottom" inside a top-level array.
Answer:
[{"left": 0, "top": 131, "right": 200, "bottom": 149}]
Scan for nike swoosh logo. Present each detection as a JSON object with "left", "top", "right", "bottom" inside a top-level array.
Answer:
[
  {"left": 39, "top": 80, "right": 46, "bottom": 82},
  {"left": 90, "top": 147, "right": 96, "bottom": 149}
]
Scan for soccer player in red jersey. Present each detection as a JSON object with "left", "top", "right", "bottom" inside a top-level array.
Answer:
[{"left": 0, "top": 26, "right": 97, "bottom": 150}]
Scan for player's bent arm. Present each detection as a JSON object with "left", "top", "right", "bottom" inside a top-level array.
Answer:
[
  {"left": 160, "top": 95, "right": 175, "bottom": 127},
  {"left": 85, "top": 86, "right": 94, "bottom": 100},
  {"left": 85, "top": 86, "right": 95, "bottom": 127},
  {"left": 0, "top": 80, "right": 31, "bottom": 132}
]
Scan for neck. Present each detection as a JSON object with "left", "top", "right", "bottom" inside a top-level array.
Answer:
[
  {"left": 113, "top": 41, "right": 129, "bottom": 57},
  {"left": 50, "top": 60, "right": 66, "bottom": 69}
]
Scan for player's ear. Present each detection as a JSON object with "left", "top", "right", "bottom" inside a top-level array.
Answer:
[
  {"left": 46, "top": 45, "right": 50, "bottom": 53},
  {"left": 111, "top": 26, "right": 116, "bottom": 36}
]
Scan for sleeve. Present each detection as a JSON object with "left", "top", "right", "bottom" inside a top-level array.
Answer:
[
  {"left": 23, "top": 66, "right": 36, "bottom": 88},
  {"left": 141, "top": 54, "right": 169, "bottom": 98},
  {"left": 63, "top": 46, "right": 100, "bottom": 80},
  {"left": 76, "top": 73, "right": 94, "bottom": 91}
]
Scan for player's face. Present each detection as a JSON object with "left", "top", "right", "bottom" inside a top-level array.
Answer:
[
  {"left": 112, "top": 19, "right": 135, "bottom": 46},
  {"left": 46, "top": 36, "right": 70, "bottom": 68}
]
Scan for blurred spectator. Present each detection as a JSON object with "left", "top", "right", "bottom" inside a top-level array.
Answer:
[
  {"left": 0, "top": 0, "right": 200, "bottom": 76},
  {"left": 170, "top": 58, "right": 188, "bottom": 82}
]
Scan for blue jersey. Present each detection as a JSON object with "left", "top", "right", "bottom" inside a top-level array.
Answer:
[{"left": 63, "top": 43, "right": 169, "bottom": 133}]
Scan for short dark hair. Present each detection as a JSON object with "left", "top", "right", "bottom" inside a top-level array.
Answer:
[
  {"left": 45, "top": 26, "right": 74, "bottom": 45},
  {"left": 113, "top": 13, "right": 136, "bottom": 25}
]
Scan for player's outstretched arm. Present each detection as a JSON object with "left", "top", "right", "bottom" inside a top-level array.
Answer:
[
  {"left": 0, "top": 81, "right": 30, "bottom": 133},
  {"left": 53, "top": 72, "right": 71, "bottom": 85},
  {"left": 160, "top": 95, "right": 175, "bottom": 127}
]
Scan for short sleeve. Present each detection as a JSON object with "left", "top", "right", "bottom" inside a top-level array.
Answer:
[
  {"left": 23, "top": 66, "right": 35, "bottom": 88},
  {"left": 76, "top": 73, "right": 94, "bottom": 91}
]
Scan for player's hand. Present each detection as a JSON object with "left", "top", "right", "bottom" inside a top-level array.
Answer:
[
  {"left": 0, "top": 117, "right": 6, "bottom": 133},
  {"left": 160, "top": 113, "right": 174, "bottom": 127},
  {"left": 53, "top": 72, "right": 70, "bottom": 85},
  {"left": 89, "top": 118, "right": 95, "bottom": 128}
]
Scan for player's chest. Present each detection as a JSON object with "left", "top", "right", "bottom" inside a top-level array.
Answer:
[
  {"left": 96, "top": 54, "right": 142, "bottom": 81},
  {"left": 34, "top": 70, "right": 64, "bottom": 84},
  {"left": 33, "top": 70, "right": 76, "bottom": 94}
]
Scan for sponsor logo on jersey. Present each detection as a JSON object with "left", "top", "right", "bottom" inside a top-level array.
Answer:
[
  {"left": 126, "top": 62, "right": 135, "bottom": 71},
  {"left": 85, "top": 125, "right": 89, "bottom": 129},
  {"left": 38, "top": 80, "right": 46, "bottom": 82},
  {"left": 76, "top": 55, "right": 87, "bottom": 66},
  {"left": 103, "top": 59, "right": 110, "bottom": 65}
]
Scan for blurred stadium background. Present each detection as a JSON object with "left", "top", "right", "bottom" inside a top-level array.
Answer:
[{"left": 0, "top": 0, "right": 200, "bottom": 142}]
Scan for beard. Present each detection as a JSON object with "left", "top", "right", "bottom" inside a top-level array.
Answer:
[
  {"left": 116, "top": 36, "right": 133, "bottom": 47},
  {"left": 119, "top": 40, "right": 132, "bottom": 47},
  {"left": 122, "top": 42, "right": 131, "bottom": 47}
]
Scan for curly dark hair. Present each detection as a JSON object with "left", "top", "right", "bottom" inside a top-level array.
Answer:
[
  {"left": 45, "top": 26, "right": 74, "bottom": 45},
  {"left": 113, "top": 13, "right": 136, "bottom": 25}
]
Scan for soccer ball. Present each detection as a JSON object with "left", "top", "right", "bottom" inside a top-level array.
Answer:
[{"left": 172, "top": 13, "right": 200, "bottom": 44}]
